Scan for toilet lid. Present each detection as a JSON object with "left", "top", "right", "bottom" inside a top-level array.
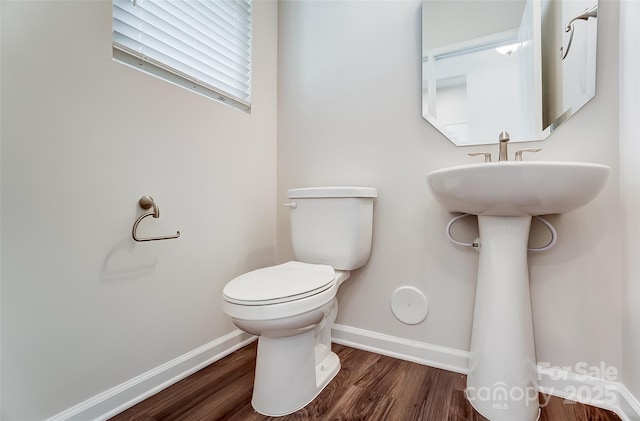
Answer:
[{"left": 223, "top": 261, "right": 336, "bottom": 305}]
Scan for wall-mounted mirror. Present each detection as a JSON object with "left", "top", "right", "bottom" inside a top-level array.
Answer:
[{"left": 422, "top": 0, "right": 598, "bottom": 146}]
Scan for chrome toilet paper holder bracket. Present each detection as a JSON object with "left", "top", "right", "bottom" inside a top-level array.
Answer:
[{"left": 132, "top": 195, "right": 181, "bottom": 242}]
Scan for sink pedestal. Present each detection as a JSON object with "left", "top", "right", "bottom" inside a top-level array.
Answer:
[
  {"left": 466, "top": 215, "right": 539, "bottom": 421},
  {"left": 427, "top": 161, "right": 610, "bottom": 420}
]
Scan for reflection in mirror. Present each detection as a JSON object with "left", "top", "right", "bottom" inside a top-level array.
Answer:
[{"left": 422, "top": 0, "right": 598, "bottom": 146}]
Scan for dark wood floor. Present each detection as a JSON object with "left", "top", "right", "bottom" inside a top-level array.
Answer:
[{"left": 110, "top": 341, "right": 621, "bottom": 421}]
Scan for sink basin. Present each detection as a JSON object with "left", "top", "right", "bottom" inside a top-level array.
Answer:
[{"left": 427, "top": 161, "right": 610, "bottom": 216}]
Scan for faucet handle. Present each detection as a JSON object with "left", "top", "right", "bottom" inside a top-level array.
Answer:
[
  {"left": 514, "top": 148, "right": 542, "bottom": 161},
  {"left": 468, "top": 152, "right": 492, "bottom": 162}
]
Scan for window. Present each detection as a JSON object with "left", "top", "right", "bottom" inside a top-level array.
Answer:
[{"left": 113, "top": 0, "right": 252, "bottom": 112}]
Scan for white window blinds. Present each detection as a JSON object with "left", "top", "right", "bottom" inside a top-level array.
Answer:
[{"left": 113, "top": 0, "right": 252, "bottom": 112}]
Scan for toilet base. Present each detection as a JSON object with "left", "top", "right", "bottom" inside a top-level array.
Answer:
[{"left": 251, "top": 330, "right": 340, "bottom": 416}]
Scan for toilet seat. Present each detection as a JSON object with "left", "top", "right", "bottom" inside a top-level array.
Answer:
[{"left": 223, "top": 261, "right": 336, "bottom": 306}]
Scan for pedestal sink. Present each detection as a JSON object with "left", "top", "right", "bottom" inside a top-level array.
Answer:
[{"left": 427, "top": 161, "right": 609, "bottom": 421}]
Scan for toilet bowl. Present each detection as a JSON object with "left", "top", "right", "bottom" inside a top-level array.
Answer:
[
  {"left": 221, "top": 186, "right": 376, "bottom": 416},
  {"left": 223, "top": 262, "right": 350, "bottom": 416}
]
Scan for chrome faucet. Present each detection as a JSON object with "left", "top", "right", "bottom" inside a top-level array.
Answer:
[
  {"left": 468, "top": 131, "right": 542, "bottom": 163},
  {"left": 498, "top": 131, "right": 510, "bottom": 161}
]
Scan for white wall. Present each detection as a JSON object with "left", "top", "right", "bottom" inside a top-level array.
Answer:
[
  {"left": 0, "top": 2, "right": 3, "bottom": 417},
  {"left": 620, "top": 0, "right": 640, "bottom": 401},
  {"left": 0, "top": 1, "right": 278, "bottom": 419},
  {"left": 277, "top": 0, "right": 621, "bottom": 381}
]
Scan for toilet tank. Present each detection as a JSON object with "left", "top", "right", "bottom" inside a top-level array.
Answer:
[{"left": 287, "top": 187, "right": 377, "bottom": 271}]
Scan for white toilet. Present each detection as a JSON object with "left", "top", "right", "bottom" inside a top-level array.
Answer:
[{"left": 222, "top": 186, "right": 377, "bottom": 416}]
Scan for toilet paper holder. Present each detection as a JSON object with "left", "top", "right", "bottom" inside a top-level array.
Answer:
[{"left": 132, "top": 195, "right": 181, "bottom": 242}]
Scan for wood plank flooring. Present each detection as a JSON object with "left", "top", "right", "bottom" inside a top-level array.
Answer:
[{"left": 110, "top": 341, "right": 621, "bottom": 421}]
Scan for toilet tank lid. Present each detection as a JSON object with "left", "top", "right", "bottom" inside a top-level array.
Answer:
[{"left": 288, "top": 186, "right": 377, "bottom": 198}]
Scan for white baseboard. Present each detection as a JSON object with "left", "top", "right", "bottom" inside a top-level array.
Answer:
[
  {"left": 47, "top": 330, "right": 256, "bottom": 421},
  {"left": 331, "top": 323, "right": 469, "bottom": 374},
  {"left": 332, "top": 323, "right": 640, "bottom": 421},
  {"left": 46, "top": 324, "right": 640, "bottom": 421},
  {"left": 537, "top": 365, "right": 640, "bottom": 421},
  {"left": 616, "top": 385, "right": 640, "bottom": 421}
]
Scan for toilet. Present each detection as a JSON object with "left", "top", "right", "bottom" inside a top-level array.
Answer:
[{"left": 222, "top": 186, "right": 377, "bottom": 416}]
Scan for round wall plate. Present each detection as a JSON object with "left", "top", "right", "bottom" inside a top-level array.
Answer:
[{"left": 390, "top": 286, "right": 429, "bottom": 325}]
